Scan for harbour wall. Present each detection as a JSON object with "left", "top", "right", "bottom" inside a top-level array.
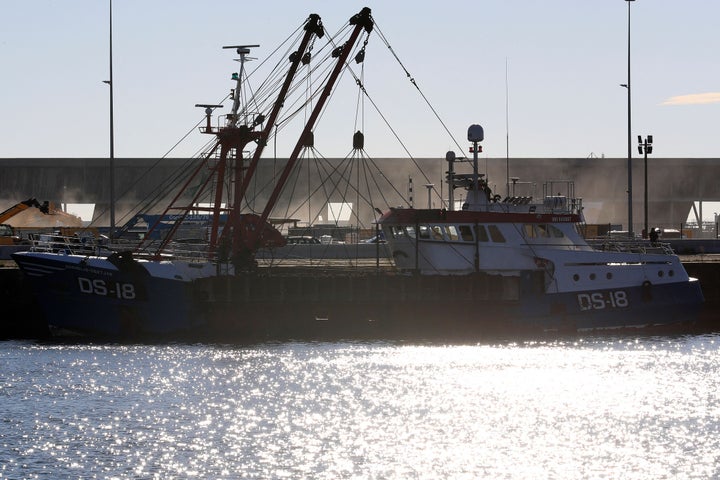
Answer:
[{"left": 2, "top": 157, "right": 720, "bottom": 231}]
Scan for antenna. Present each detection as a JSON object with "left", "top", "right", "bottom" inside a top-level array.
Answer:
[
  {"left": 505, "top": 57, "right": 510, "bottom": 198},
  {"left": 222, "top": 45, "right": 260, "bottom": 126},
  {"left": 222, "top": 44, "right": 261, "bottom": 51},
  {"left": 195, "top": 104, "right": 223, "bottom": 134}
]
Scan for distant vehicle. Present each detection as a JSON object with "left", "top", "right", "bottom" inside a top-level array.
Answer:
[
  {"left": 0, "top": 197, "right": 49, "bottom": 224},
  {"left": 0, "top": 224, "right": 23, "bottom": 246},
  {"left": 363, "top": 232, "right": 386, "bottom": 244},
  {"left": 286, "top": 236, "right": 321, "bottom": 245}
]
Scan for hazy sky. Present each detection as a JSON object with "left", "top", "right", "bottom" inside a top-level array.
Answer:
[{"left": 1, "top": 0, "right": 718, "bottom": 159}]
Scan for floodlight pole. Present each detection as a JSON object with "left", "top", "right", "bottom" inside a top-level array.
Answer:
[
  {"left": 639, "top": 135, "right": 653, "bottom": 238},
  {"left": 107, "top": 0, "right": 115, "bottom": 240},
  {"left": 624, "top": 0, "right": 635, "bottom": 238}
]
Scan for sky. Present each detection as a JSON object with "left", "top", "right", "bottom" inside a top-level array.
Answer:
[{"left": 1, "top": 0, "right": 719, "bottom": 160}]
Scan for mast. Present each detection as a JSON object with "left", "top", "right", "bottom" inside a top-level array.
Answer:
[{"left": 206, "top": 44, "right": 260, "bottom": 250}]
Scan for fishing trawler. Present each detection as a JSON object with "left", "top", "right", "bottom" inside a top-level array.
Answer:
[{"left": 13, "top": 7, "right": 703, "bottom": 339}]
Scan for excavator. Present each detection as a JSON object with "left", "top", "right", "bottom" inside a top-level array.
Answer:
[{"left": 0, "top": 198, "right": 50, "bottom": 245}]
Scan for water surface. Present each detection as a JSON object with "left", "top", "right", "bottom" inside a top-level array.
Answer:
[{"left": 1, "top": 335, "right": 719, "bottom": 479}]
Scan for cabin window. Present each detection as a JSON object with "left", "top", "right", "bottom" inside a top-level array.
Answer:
[
  {"left": 418, "top": 225, "right": 430, "bottom": 239},
  {"left": 446, "top": 225, "right": 459, "bottom": 241},
  {"left": 536, "top": 225, "right": 550, "bottom": 237},
  {"left": 488, "top": 225, "right": 506, "bottom": 243},
  {"left": 431, "top": 225, "right": 444, "bottom": 240},
  {"left": 548, "top": 225, "right": 565, "bottom": 238},
  {"left": 459, "top": 225, "right": 474, "bottom": 242},
  {"left": 404, "top": 226, "right": 416, "bottom": 238},
  {"left": 475, "top": 225, "right": 489, "bottom": 242},
  {"left": 524, "top": 223, "right": 565, "bottom": 240},
  {"left": 390, "top": 226, "right": 405, "bottom": 238}
]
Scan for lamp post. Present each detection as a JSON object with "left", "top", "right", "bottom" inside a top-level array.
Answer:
[
  {"left": 638, "top": 135, "right": 653, "bottom": 237},
  {"left": 622, "top": 0, "right": 636, "bottom": 238},
  {"left": 103, "top": 0, "right": 115, "bottom": 240}
]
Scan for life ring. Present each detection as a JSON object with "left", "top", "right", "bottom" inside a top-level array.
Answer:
[{"left": 493, "top": 194, "right": 502, "bottom": 203}]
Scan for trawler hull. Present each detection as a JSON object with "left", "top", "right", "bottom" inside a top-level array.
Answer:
[
  {"left": 13, "top": 250, "right": 703, "bottom": 340},
  {"left": 13, "top": 251, "right": 198, "bottom": 338},
  {"left": 193, "top": 272, "right": 704, "bottom": 341}
]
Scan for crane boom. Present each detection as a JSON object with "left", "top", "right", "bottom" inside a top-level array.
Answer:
[{"left": 252, "top": 7, "right": 374, "bottom": 250}]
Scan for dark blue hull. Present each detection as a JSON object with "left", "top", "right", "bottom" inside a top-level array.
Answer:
[
  {"left": 13, "top": 253, "right": 198, "bottom": 338},
  {"left": 14, "top": 252, "right": 705, "bottom": 340},
  {"left": 516, "top": 279, "right": 704, "bottom": 333},
  {"left": 192, "top": 273, "right": 705, "bottom": 341}
]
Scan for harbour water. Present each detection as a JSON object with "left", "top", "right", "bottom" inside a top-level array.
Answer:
[{"left": 1, "top": 334, "right": 719, "bottom": 479}]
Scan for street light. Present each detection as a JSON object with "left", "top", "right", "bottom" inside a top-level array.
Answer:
[
  {"left": 624, "top": 0, "right": 635, "bottom": 237},
  {"left": 105, "top": 0, "right": 115, "bottom": 240},
  {"left": 638, "top": 135, "right": 653, "bottom": 237}
]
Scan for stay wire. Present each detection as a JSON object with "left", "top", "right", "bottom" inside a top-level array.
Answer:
[{"left": 373, "top": 21, "right": 465, "bottom": 156}]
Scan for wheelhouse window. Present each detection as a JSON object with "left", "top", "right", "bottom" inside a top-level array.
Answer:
[
  {"left": 523, "top": 223, "right": 565, "bottom": 240},
  {"left": 548, "top": 225, "right": 565, "bottom": 238},
  {"left": 523, "top": 224, "right": 536, "bottom": 238},
  {"left": 475, "top": 225, "right": 489, "bottom": 242},
  {"left": 431, "top": 226, "right": 444, "bottom": 240},
  {"left": 536, "top": 224, "right": 550, "bottom": 237},
  {"left": 415, "top": 223, "right": 506, "bottom": 242},
  {"left": 390, "top": 226, "right": 406, "bottom": 238},
  {"left": 488, "top": 225, "right": 506, "bottom": 243}
]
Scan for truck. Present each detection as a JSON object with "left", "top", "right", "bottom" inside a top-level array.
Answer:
[{"left": 0, "top": 198, "right": 50, "bottom": 246}]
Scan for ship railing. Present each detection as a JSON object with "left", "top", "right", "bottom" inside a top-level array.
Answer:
[
  {"left": 25, "top": 233, "right": 214, "bottom": 263},
  {"left": 536, "top": 196, "right": 583, "bottom": 215},
  {"left": 27, "top": 233, "right": 112, "bottom": 256},
  {"left": 587, "top": 239, "right": 675, "bottom": 255},
  {"left": 166, "top": 240, "right": 211, "bottom": 262}
]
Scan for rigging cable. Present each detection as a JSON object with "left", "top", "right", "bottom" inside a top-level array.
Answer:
[{"left": 373, "top": 21, "right": 465, "bottom": 156}]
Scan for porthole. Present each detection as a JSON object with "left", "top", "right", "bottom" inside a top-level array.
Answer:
[
  {"left": 658, "top": 270, "right": 664, "bottom": 278},
  {"left": 669, "top": 270, "right": 674, "bottom": 277},
  {"left": 606, "top": 272, "right": 613, "bottom": 280},
  {"left": 573, "top": 274, "right": 579, "bottom": 282},
  {"left": 589, "top": 273, "right": 596, "bottom": 280}
]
